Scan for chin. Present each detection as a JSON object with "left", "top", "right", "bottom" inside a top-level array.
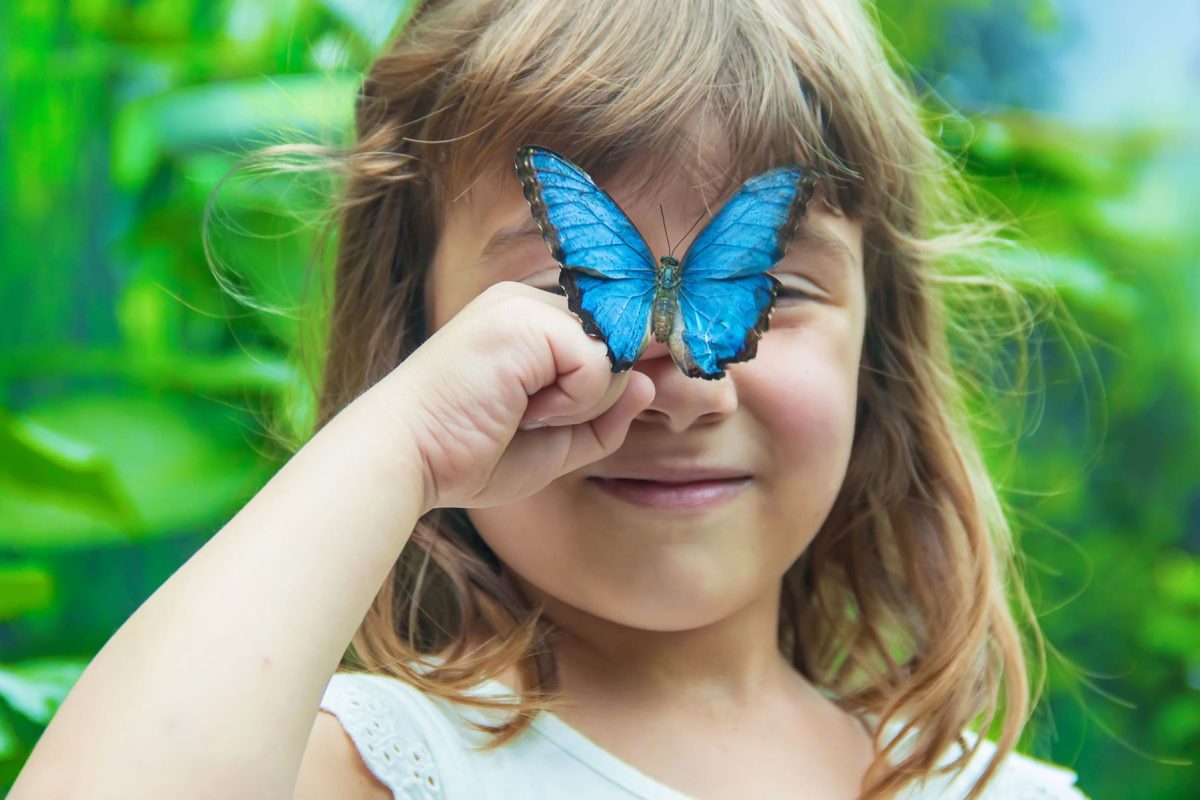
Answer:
[
  {"left": 593, "top": 603, "right": 736, "bottom": 633},
  {"left": 511, "top": 560, "right": 761, "bottom": 634}
]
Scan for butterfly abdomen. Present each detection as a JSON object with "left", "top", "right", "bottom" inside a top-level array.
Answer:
[{"left": 651, "top": 257, "right": 682, "bottom": 342}]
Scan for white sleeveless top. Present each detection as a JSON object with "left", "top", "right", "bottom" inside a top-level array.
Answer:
[{"left": 318, "top": 670, "right": 1090, "bottom": 800}]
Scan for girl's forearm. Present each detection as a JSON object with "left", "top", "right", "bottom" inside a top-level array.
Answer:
[{"left": 10, "top": 381, "right": 427, "bottom": 799}]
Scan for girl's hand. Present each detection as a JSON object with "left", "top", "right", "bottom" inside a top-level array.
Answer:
[{"left": 373, "top": 281, "right": 656, "bottom": 513}]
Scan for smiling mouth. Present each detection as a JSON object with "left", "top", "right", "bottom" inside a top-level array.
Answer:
[{"left": 586, "top": 476, "right": 752, "bottom": 511}]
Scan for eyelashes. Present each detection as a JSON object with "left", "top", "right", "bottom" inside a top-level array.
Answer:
[{"left": 774, "top": 287, "right": 819, "bottom": 302}]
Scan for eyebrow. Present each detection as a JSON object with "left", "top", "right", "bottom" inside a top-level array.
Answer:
[
  {"left": 786, "top": 217, "right": 857, "bottom": 270},
  {"left": 476, "top": 215, "right": 855, "bottom": 269},
  {"left": 478, "top": 220, "right": 544, "bottom": 263}
]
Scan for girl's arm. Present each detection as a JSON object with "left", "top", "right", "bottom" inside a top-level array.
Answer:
[
  {"left": 9, "top": 283, "right": 651, "bottom": 799},
  {"left": 293, "top": 710, "right": 394, "bottom": 799},
  {"left": 9, "top": 381, "right": 429, "bottom": 799}
]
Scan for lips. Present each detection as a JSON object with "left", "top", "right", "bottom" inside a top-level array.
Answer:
[
  {"left": 587, "top": 466, "right": 752, "bottom": 483},
  {"left": 586, "top": 475, "right": 752, "bottom": 511}
]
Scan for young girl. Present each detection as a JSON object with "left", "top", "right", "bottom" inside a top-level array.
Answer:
[{"left": 12, "top": 1, "right": 1092, "bottom": 798}]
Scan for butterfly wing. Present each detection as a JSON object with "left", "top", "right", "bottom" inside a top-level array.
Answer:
[
  {"left": 514, "top": 146, "right": 658, "bottom": 371},
  {"left": 669, "top": 166, "right": 820, "bottom": 379}
]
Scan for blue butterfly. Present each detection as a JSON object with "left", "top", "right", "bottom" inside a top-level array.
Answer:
[{"left": 514, "top": 145, "right": 820, "bottom": 380}]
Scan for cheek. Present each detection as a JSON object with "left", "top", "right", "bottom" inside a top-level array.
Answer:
[{"left": 743, "top": 317, "right": 862, "bottom": 480}]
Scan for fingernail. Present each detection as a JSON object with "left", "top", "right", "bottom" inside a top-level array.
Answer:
[{"left": 519, "top": 418, "right": 549, "bottom": 430}]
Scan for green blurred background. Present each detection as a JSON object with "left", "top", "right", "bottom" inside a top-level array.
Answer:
[{"left": 1, "top": 0, "right": 1196, "bottom": 796}]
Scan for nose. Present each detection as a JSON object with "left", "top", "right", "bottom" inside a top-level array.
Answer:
[{"left": 630, "top": 333, "right": 739, "bottom": 433}]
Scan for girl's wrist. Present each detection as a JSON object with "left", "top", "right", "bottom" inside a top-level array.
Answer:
[{"left": 347, "top": 368, "right": 438, "bottom": 519}]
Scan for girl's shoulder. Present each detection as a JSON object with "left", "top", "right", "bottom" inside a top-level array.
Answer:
[
  {"left": 873, "top": 714, "right": 1091, "bottom": 800},
  {"left": 319, "top": 664, "right": 626, "bottom": 800},
  {"left": 318, "top": 670, "right": 455, "bottom": 800}
]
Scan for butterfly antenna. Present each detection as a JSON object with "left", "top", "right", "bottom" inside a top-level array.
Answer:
[
  {"left": 660, "top": 204, "right": 673, "bottom": 257},
  {"left": 674, "top": 209, "right": 708, "bottom": 256}
]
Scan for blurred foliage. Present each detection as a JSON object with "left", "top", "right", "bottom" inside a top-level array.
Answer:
[{"left": 0, "top": 0, "right": 1196, "bottom": 796}]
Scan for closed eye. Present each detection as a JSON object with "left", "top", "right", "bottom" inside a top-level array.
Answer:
[{"left": 775, "top": 286, "right": 822, "bottom": 302}]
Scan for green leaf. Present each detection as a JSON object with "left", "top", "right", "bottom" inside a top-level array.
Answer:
[
  {"left": 0, "top": 706, "right": 19, "bottom": 762},
  {"left": 990, "top": 247, "right": 1138, "bottom": 320},
  {"left": 0, "top": 347, "right": 298, "bottom": 399},
  {"left": 0, "top": 392, "right": 277, "bottom": 549},
  {"left": 0, "top": 407, "right": 141, "bottom": 529},
  {"left": 0, "top": 562, "right": 55, "bottom": 622},
  {"left": 0, "top": 658, "right": 88, "bottom": 726},
  {"left": 111, "top": 96, "right": 163, "bottom": 190},
  {"left": 130, "top": 73, "right": 359, "bottom": 156},
  {"left": 319, "top": 0, "right": 408, "bottom": 50}
]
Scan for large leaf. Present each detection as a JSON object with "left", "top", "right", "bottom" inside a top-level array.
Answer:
[
  {"left": 0, "top": 348, "right": 298, "bottom": 400},
  {"left": 0, "top": 408, "right": 139, "bottom": 528},
  {"left": 113, "top": 72, "right": 359, "bottom": 188},
  {"left": 0, "top": 392, "right": 277, "bottom": 550}
]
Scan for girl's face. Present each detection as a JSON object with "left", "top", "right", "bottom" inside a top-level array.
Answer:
[{"left": 427, "top": 158, "right": 866, "bottom": 637}]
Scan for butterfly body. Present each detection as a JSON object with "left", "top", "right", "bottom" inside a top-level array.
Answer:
[
  {"left": 650, "top": 256, "right": 682, "bottom": 343},
  {"left": 514, "top": 145, "right": 819, "bottom": 380}
]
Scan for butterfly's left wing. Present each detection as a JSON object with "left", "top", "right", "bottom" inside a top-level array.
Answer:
[
  {"left": 670, "top": 166, "right": 820, "bottom": 379},
  {"left": 514, "top": 146, "right": 658, "bottom": 371}
]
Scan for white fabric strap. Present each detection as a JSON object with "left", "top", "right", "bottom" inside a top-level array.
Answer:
[{"left": 319, "top": 674, "right": 445, "bottom": 800}]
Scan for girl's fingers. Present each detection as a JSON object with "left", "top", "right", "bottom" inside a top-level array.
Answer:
[
  {"left": 496, "top": 371, "right": 656, "bottom": 492},
  {"left": 397, "top": 280, "right": 657, "bottom": 509},
  {"left": 522, "top": 364, "right": 630, "bottom": 427},
  {"left": 515, "top": 286, "right": 633, "bottom": 425}
]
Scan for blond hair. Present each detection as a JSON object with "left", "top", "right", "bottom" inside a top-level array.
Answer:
[{"left": 214, "top": 1, "right": 1066, "bottom": 797}]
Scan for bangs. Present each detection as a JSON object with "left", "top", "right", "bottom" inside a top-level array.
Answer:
[{"left": 365, "top": 0, "right": 875, "bottom": 213}]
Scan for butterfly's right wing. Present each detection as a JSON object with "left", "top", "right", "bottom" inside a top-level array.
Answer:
[{"left": 515, "top": 146, "right": 658, "bottom": 371}]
